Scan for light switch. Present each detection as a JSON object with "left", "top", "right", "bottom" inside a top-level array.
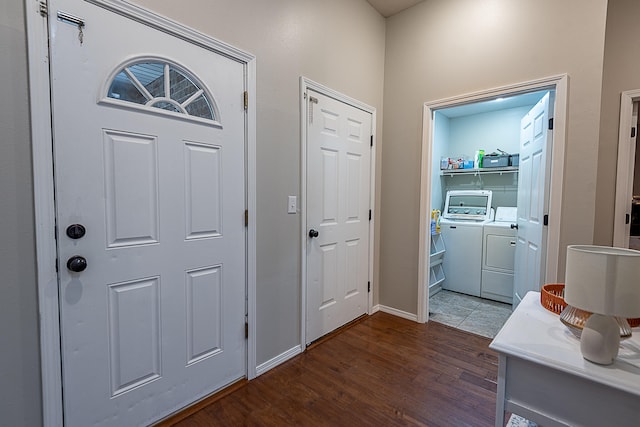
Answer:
[{"left": 287, "top": 196, "right": 297, "bottom": 214}]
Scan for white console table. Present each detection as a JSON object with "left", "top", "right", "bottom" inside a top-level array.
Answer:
[{"left": 490, "top": 291, "right": 640, "bottom": 427}]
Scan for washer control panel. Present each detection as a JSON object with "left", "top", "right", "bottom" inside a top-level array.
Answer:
[{"left": 443, "top": 190, "right": 493, "bottom": 221}]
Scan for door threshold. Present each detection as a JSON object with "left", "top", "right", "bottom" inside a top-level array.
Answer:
[
  {"left": 306, "top": 313, "right": 369, "bottom": 350},
  {"left": 153, "top": 377, "right": 248, "bottom": 426}
]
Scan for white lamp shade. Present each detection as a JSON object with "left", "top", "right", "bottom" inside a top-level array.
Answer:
[{"left": 564, "top": 245, "right": 640, "bottom": 318}]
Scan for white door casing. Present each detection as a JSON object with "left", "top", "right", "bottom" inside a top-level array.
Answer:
[
  {"left": 620, "top": 101, "right": 639, "bottom": 249},
  {"left": 513, "top": 92, "right": 552, "bottom": 307},
  {"left": 304, "top": 87, "right": 373, "bottom": 344},
  {"left": 614, "top": 91, "right": 640, "bottom": 248},
  {"left": 49, "top": 0, "right": 250, "bottom": 425},
  {"left": 419, "top": 75, "right": 567, "bottom": 323}
]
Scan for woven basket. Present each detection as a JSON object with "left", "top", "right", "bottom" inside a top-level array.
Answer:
[
  {"left": 540, "top": 283, "right": 566, "bottom": 314},
  {"left": 540, "top": 283, "right": 640, "bottom": 327}
]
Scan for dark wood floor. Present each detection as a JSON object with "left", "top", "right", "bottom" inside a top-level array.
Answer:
[{"left": 170, "top": 312, "right": 499, "bottom": 427}]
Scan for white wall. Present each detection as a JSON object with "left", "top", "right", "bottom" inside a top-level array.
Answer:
[
  {"left": 436, "top": 105, "right": 529, "bottom": 211},
  {"left": 0, "top": 0, "right": 43, "bottom": 425},
  {"left": 131, "top": 0, "right": 386, "bottom": 366},
  {"left": 448, "top": 106, "right": 532, "bottom": 159},
  {"left": 441, "top": 173, "right": 519, "bottom": 210}
]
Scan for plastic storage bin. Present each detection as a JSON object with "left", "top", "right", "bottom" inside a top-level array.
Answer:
[{"left": 483, "top": 155, "right": 509, "bottom": 168}]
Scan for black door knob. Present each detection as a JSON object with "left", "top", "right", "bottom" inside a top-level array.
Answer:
[
  {"left": 510, "top": 223, "right": 519, "bottom": 230},
  {"left": 67, "top": 255, "right": 87, "bottom": 272},
  {"left": 309, "top": 229, "right": 319, "bottom": 238}
]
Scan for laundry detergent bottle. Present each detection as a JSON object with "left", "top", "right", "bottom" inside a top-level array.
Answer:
[{"left": 431, "top": 210, "right": 441, "bottom": 235}]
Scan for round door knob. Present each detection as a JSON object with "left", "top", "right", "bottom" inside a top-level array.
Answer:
[
  {"left": 510, "top": 223, "right": 519, "bottom": 230},
  {"left": 67, "top": 255, "right": 87, "bottom": 272},
  {"left": 309, "top": 229, "right": 319, "bottom": 238}
]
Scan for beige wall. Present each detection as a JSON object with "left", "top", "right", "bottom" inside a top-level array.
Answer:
[
  {"left": 132, "top": 0, "right": 386, "bottom": 364},
  {"left": 595, "top": 0, "right": 640, "bottom": 245},
  {"left": 380, "top": 0, "right": 608, "bottom": 313},
  {"left": 0, "top": 0, "right": 43, "bottom": 425}
]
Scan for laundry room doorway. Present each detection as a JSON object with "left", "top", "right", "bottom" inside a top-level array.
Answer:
[{"left": 417, "top": 75, "right": 568, "bottom": 326}]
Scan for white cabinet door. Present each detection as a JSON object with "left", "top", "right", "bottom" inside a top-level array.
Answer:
[
  {"left": 50, "top": 1, "right": 246, "bottom": 425},
  {"left": 306, "top": 90, "right": 372, "bottom": 344}
]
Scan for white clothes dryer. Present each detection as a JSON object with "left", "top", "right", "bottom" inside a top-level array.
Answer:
[
  {"left": 440, "top": 190, "right": 493, "bottom": 297},
  {"left": 481, "top": 207, "right": 517, "bottom": 304}
]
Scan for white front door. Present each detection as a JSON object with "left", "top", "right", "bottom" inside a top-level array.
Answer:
[
  {"left": 50, "top": 1, "right": 246, "bottom": 425},
  {"left": 514, "top": 92, "right": 552, "bottom": 306},
  {"left": 306, "top": 90, "right": 372, "bottom": 344}
]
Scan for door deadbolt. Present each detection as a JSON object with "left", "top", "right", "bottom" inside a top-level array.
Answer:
[{"left": 66, "top": 224, "right": 86, "bottom": 239}]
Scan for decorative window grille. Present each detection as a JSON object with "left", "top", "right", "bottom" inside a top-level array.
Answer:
[{"left": 106, "top": 60, "right": 217, "bottom": 122}]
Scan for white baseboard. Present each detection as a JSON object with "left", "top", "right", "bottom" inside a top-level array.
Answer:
[
  {"left": 255, "top": 345, "right": 302, "bottom": 376},
  {"left": 376, "top": 305, "right": 418, "bottom": 322},
  {"left": 370, "top": 304, "right": 381, "bottom": 314}
]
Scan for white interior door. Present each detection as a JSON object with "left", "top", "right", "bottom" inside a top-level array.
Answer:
[
  {"left": 306, "top": 90, "right": 372, "bottom": 344},
  {"left": 50, "top": 1, "right": 246, "bottom": 425},
  {"left": 513, "top": 92, "right": 552, "bottom": 307}
]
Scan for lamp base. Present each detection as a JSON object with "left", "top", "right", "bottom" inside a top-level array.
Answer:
[{"left": 580, "top": 313, "right": 620, "bottom": 365}]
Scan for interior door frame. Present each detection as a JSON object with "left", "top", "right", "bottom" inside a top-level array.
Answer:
[
  {"left": 299, "top": 77, "right": 376, "bottom": 347},
  {"left": 417, "top": 74, "right": 569, "bottom": 323},
  {"left": 25, "top": 1, "right": 257, "bottom": 425},
  {"left": 613, "top": 89, "right": 640, "bottom": 247}
]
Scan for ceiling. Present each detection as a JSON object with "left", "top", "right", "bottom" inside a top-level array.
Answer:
[
  {"left": 366, "top": 0, "right": 424, "bottom": 17},
  {"left": 436, "top": 91, "right": 548, "bottom": 119}
]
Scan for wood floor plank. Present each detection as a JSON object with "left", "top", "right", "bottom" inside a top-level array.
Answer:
[{"left": 168, "top": 312, "right": 499, "bottom": 427}]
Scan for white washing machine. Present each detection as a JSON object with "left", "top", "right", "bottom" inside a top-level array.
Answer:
[
  {"left": 481, "top": 207, "right": 517, "bottom": 304},
  {"left": 440, "top": 190, "right": 493, "bottom": 297}
]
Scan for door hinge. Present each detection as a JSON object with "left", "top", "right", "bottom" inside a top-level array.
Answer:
[
  {"left": 244, "top": 209, "right": 248, "bottom": 227},
  {"left": 369, "top": 209, "right": 372, "bottom": 221},
  {"left": 55, "top": 258, "right": 59, "bottom": 273},
  {"left": 38, "top": 1, "right": 47, "bottom": 17},
  {"left": 370, "top": 135, "right": 373, "bottom": 147},
  {"left": 245, "top": 321, "right": 249, "bottom": 339},
  {"left": 308, "top": 96, "right": 318, "bottom": 124},
  {"left": 632, "top": 127, "right": 637, "bottom": 138},
  {"left": 243, "top": 91, "right": 248, "bottom": 110},
  {"left": 543, "top": 214, "right": 549, "bottom": 226},
  {"left": 626, "top": 213, "right": 631, "bottom": 225},
  {"left": 368, "top": 281, "right": 371, "bottom": 293},
  {"left": 548, "top": 118, "right": 554, "bottom": 130}
]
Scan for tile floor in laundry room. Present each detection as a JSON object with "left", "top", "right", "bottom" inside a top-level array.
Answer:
[{"left": 428, "top": 289, "right": 513, "bottom": 339}]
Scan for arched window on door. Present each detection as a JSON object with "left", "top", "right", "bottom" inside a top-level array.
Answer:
[{"left": 103, "top": 58, "right": 221, "bottom": 125}]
